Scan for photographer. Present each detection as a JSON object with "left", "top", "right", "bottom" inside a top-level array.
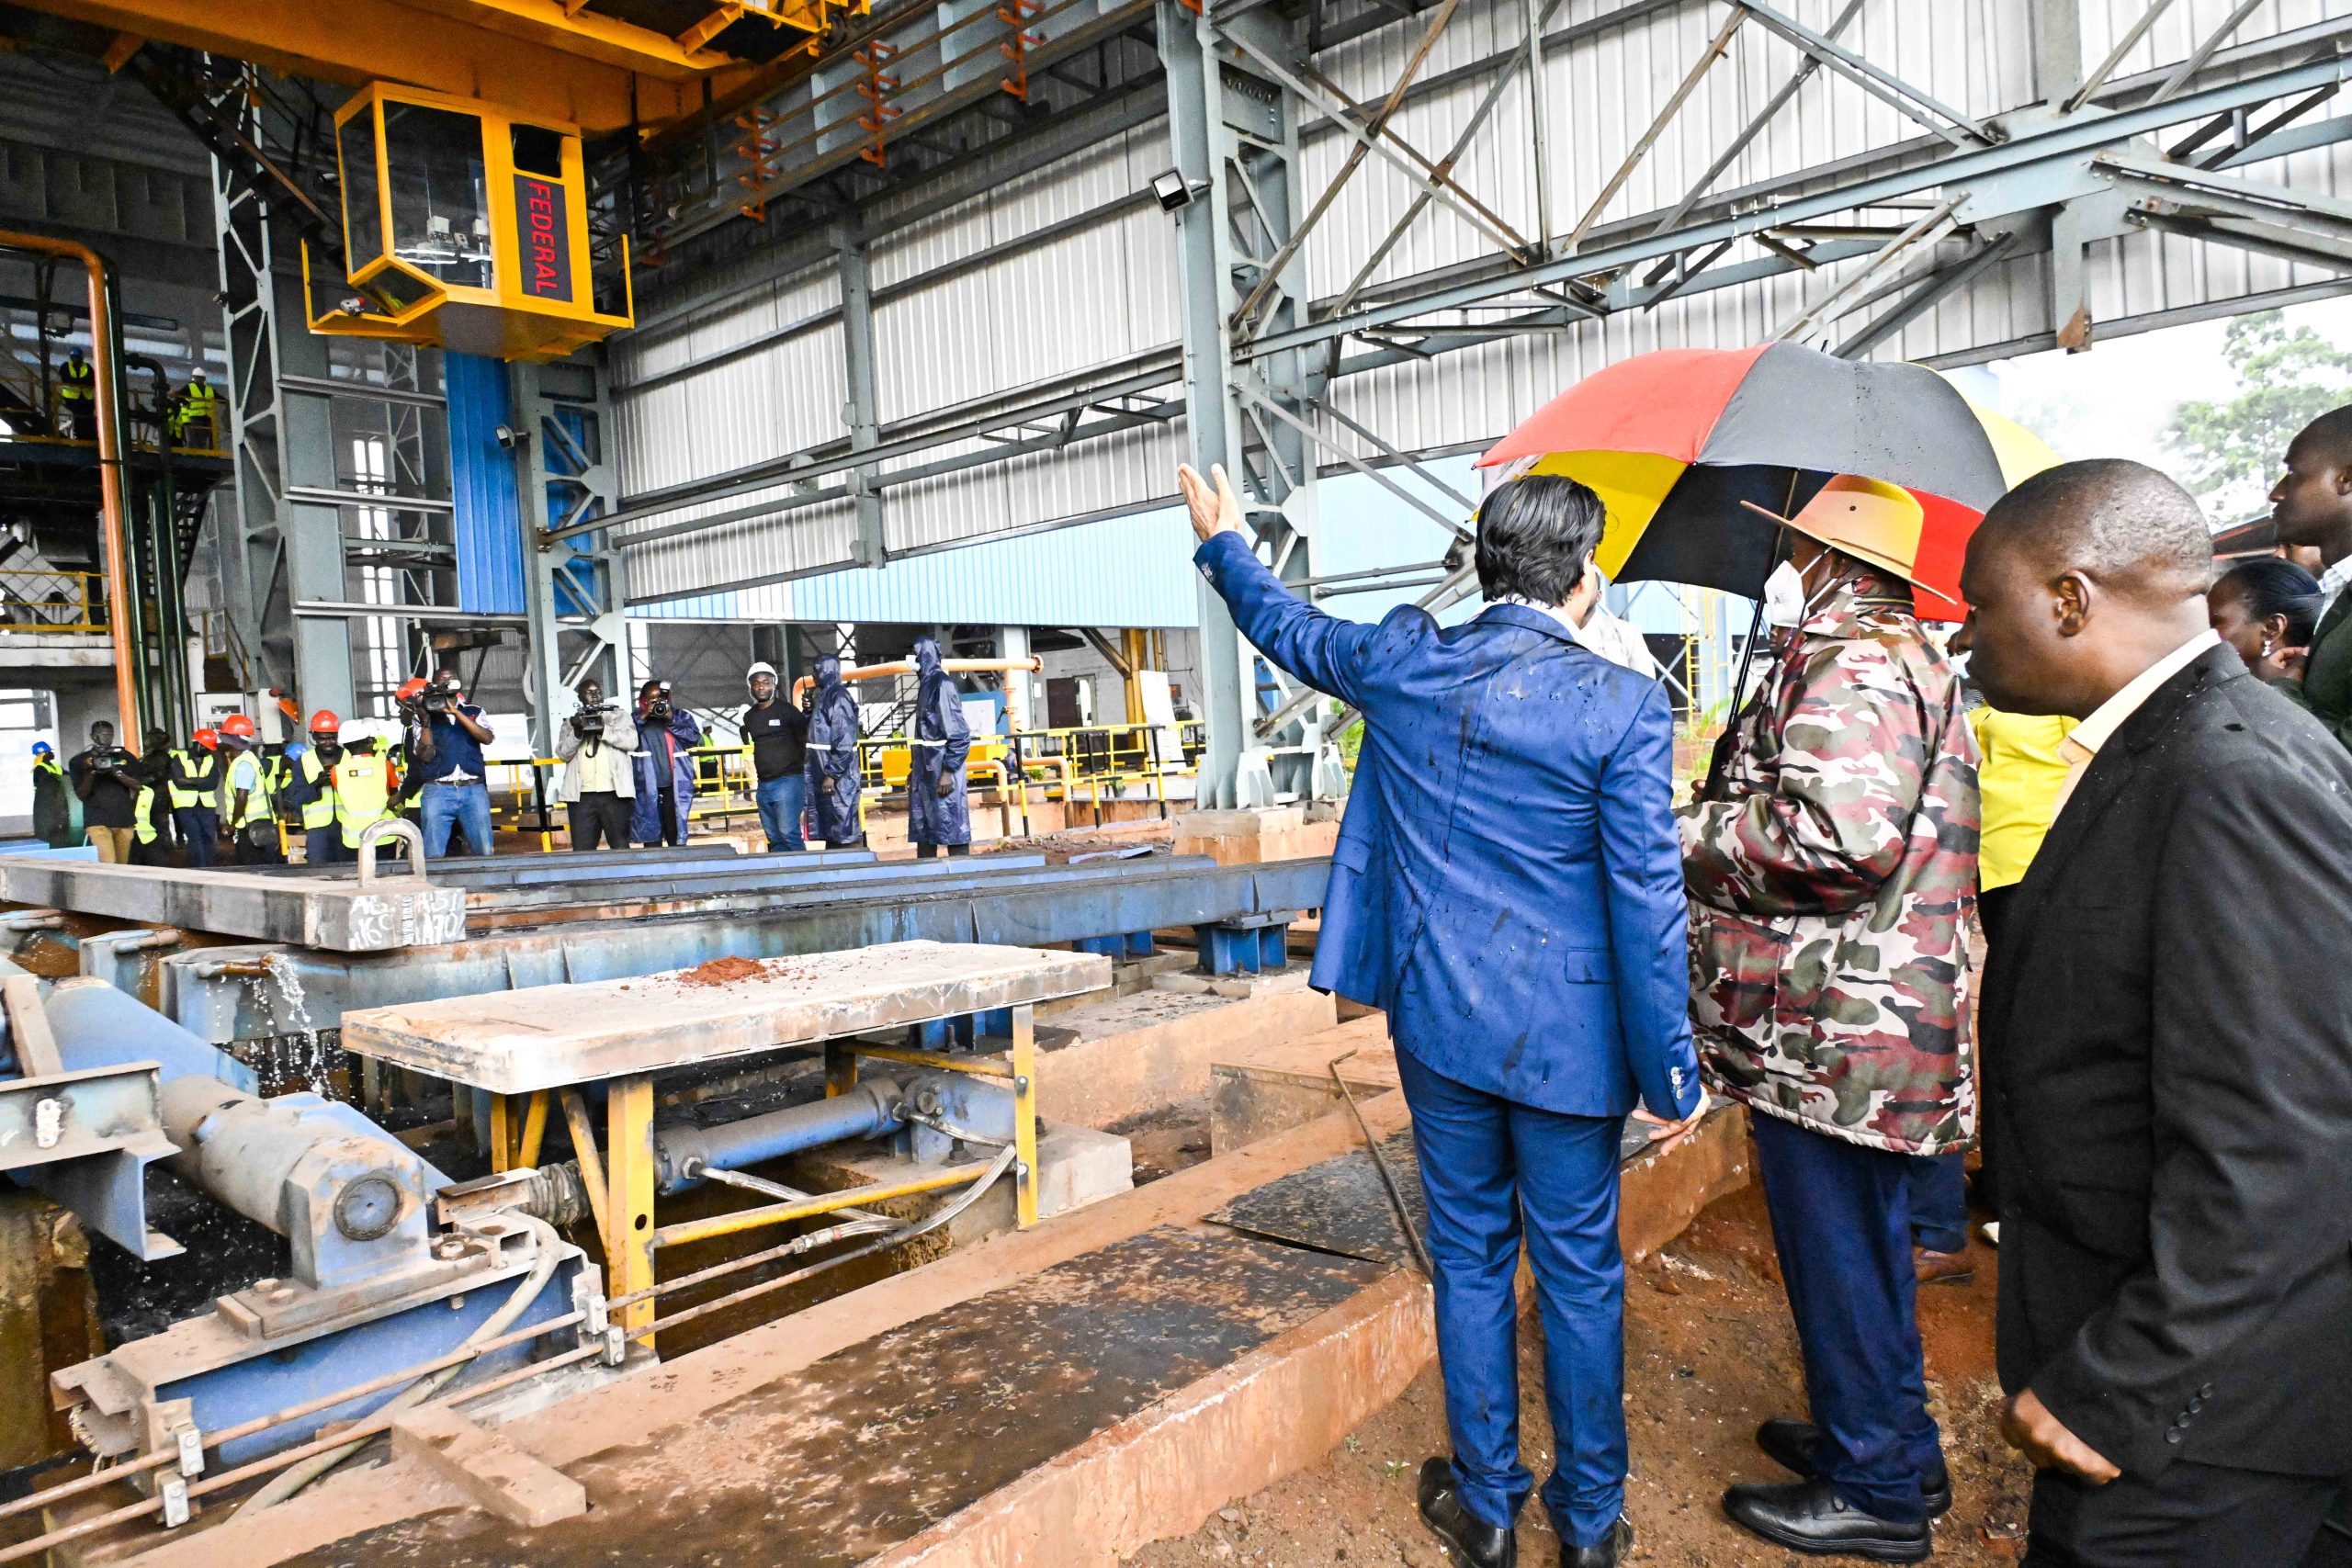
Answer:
[
  {"left": 401, "top": 665, "right": 497, "bottom": 857},
  {"left": 553, "top": 676, "right": 638, "bottom": 852},
  {"left": 740, "top": 660, "right": 808, "bottom": 852},
  {"left": 629, "top": 679, "right": 700, "bottom": 847},
  {"left": 68, "top": 721, "right": 140, "bottom": 863}
]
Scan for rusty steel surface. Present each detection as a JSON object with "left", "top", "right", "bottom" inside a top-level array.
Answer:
[
  {"left": 335, "top": 942, "right": 1114, "bottom": 1094},
  {"left": 1208, "top": 1114, "right": 1687, "bottom": 1267},
  {"left": 268, "top": 1225, "right": 1388, "bottom": 1568}
]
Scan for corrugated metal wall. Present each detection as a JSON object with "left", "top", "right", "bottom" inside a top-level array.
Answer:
[
  {"left": 632, "top": 505, "right": 1201, "bottom": 625},
  {"left": 609, "top": 0, "right": 2352, "bottom": 608}
]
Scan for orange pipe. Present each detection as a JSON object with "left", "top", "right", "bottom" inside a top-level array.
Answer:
[
  {"left": 791, "top": 656, "right": 1041, "bottom": 705},
  {"left": 0, "top": 231, "right": 138, "bottom": 737}
]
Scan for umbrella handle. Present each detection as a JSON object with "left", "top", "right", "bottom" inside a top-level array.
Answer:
[{"left": 1704, "top": 522, "right": 1784, "bottom": 805}]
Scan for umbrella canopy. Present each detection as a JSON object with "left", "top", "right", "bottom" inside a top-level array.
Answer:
[{"left": 1477, "top": 343, "right": 2056, "bottom": 618}]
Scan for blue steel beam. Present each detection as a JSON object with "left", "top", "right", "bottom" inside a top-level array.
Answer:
[{"left": 159, "top": 858, "right": 1335, "bottom": 1043}]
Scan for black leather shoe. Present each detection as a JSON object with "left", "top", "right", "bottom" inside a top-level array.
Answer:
[
  {"left": 1417, "top": 1458, "right": 1516, "bottom": 1568},
  {"left": 1755, "top": 1418, "right": 1952, "bottom": 1517},
  {"left": 1722, "top": 1478, "right": 1929, "bottom": 1562},
  {"left": 1559, "top": 1515, "right": 1632, "bottom": 1568}
]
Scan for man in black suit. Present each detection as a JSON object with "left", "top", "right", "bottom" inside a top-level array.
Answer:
[{"left": 1958, "top": 458, "right": 2352, "bottom": 1567}]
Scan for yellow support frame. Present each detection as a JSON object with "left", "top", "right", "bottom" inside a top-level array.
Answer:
[
  {"left": 605, "top": 1075, "right": 658, "bottom": 1341},
  {"left": 819, "top": 1007, "right": 1038, "bottom": 1229}
]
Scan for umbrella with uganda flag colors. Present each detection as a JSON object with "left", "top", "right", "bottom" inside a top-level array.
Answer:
[{"left": 1476, "top": 342, "right": 2058, "bottom": 619}]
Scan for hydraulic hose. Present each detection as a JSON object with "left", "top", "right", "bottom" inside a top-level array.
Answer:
[{"left": 234, "top": 1217, "right": 565, "bottom": 1514}]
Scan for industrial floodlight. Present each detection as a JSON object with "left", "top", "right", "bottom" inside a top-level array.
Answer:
[{"left": 1150, "top": 169, "right": 1206, "bottom": 212}]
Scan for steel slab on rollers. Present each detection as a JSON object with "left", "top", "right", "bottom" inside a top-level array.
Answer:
[
  {"left": 338, "top": 940, "right": 1113, "bottom": 1093},
  {"left": 0, "top": 856, "right": 466, "bottom": 953}
]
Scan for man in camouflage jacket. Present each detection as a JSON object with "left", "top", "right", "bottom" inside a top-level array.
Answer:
[{"left": 1680, "top": 541, "right": 1980, "bottom": 1562}]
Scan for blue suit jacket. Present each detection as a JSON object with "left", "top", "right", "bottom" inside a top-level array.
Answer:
[{"left": 1198, "top": 531, "right": 1701, "bottom": 1121}]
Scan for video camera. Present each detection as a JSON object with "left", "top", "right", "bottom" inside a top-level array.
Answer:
[
  {"left": 401, "top": 676, "right": 465, "bottom": 718},
  {"left": 87, "top": 746, "right": 132, "bottom": 773},
  {"left": 571, "top": 701, "right": 616, "bottom": 739}
]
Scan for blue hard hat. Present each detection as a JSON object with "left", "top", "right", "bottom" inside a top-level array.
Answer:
[
  {"left": 284, "top": 740, "right": 308, "bottom": 761},
  {"left": 29, "top": 741, "right": 51, "bottom": 756}
]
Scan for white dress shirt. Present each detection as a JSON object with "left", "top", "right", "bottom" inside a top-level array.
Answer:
[{"left": 2052, "top": 627, "right": 2220, "bottom": 813}]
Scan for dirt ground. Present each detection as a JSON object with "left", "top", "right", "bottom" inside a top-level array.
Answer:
[{"left": 1132, "top": 1182, "right": 2032, "bottom": 1568}]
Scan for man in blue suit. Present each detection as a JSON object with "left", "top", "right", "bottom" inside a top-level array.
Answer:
[{"left": 1180, "top": 462, "right": 1703, "bottom": 1568}]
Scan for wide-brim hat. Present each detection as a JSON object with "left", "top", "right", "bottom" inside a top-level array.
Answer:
[{"left": 1740, "top": 475, "right": 1958, "bottom": 606}]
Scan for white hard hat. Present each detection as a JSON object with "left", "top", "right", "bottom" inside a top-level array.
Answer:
[{"left": 746, "top": 661, "right": 778, "bottom": 682}]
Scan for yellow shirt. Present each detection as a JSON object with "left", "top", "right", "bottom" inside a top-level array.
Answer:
[{"left": 1967, "top": 705, "right": 2078, "bottom": 891}]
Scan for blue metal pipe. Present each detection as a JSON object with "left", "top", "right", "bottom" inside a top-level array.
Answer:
[
  {"left": 43, "top": 975, "right": 259, "bottom": 1093},
  {"left": 653, "top": 1077, "right": 902, "bottom": 1195}
]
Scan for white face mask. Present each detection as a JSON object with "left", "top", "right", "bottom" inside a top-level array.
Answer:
[
  {"left": 1761, "top": 559, "right": 1807, "bottom": 627},
  {"left": 1947, "top": 650, "right": 1973, "bottom": 679}
]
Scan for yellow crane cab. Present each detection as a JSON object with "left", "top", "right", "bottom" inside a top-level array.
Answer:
[{"left": 304, "top": 85, "right": 632, "bottom": 362}]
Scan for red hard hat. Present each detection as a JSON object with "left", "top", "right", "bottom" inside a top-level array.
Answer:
[
  {"left": 193, "top": 728, "right": 219, "bottom": 750},
  {"left": 220, "top": 714, "right": 255, "bottom": 739},
  {"left": 396, "top": 677, "right": 427, "bottom": 702},
  {"left": 308, "top": 709, "right": 340, "bottom": 735}
]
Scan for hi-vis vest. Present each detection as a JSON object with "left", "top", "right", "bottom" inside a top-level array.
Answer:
[
  {"left": 223, "top": 750, "right": 269, "bottom": 830},
  {"left": 295, "top": 750, "right": 335, "bottom": 830},
  {"left": 172, "top": 380, "right": 219, "bottom": 437},
  {"left": 333, "top": 754, "right": 391, "bottom": 847},
  {"left": 57, "top": 358, "right": 92, "bottom": 402},
  {"left": 133, "top": 785, "right": 159, "bottom": 844},
  {"left": 167, "top": 748, "right": 220, "bottom": 809}
]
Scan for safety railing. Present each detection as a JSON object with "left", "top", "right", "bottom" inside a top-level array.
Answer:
[
  {"left": 496, "top": 720, "right": 1207, "bottom": 849},
  {"left": 0, "top": 568, "right": 104, "bottom": 633}
]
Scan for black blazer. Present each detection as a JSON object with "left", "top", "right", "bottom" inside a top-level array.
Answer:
[{"left": 1984, "top": 643, "right": 2352, "bottom": 1481}]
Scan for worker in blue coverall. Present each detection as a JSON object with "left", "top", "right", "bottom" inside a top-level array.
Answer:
[
  {"left": 906, "top": 635, "right": 972, "bottom": 858},
  {"left": 630, "top": 680, "right": 702, "bottom": 846},
  {"left": 805, "top": 656, "right": 865, "bottom": 847},
  {"left": 1180, "top": 461, "right": 1703, "bottom": 1568}
]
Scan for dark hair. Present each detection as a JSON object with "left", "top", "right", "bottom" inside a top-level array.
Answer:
[
  {"left": 2297, "top": 404, "right": 2352, "bottom": 468},
  {"left": 1474, "top": 475, "right": 1605, "bottom": 606},
  {"left": 2213, "top": 556, "right": 2322, "bottom": 646},
  {"left": 1977, "top": 458, "right": 2211, "bottom": 593}
]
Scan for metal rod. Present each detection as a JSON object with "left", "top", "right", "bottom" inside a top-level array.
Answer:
[
  {"left": 621, "top": 1145, "right": 1015, "bottom": 1339},
  {"left": 1329, "top": 1050, "right": 1430, "bottom": 1278},
  {"left": 1654, "top": 0, "right": 1868, "bottom": 235},
  {"left": 1560, "top": 5, "right": 1747, "bottom": 256},
  {"left": 2152, "top": 0, "right": 2264, "bottom": 106},
  {"left": 843, "top": 1041, "right": 1016, "bottom": 1078},
  {"left": 0, "top": 1308, "right": 587, "bottom": 1538},
  {"left": 1770, "top": 197, "right": 1962, "bottom": 343},
  {"left": 650, "top": 1160, "right": 995, "bottom": 1249},
  {"left": 2064, "top": 0, "right": 2180, "bottom": 113},
  {"left": 1736, "top": 0, "right": 1996, "bottom": 145},
  {"left": 1231, "top": 0, "right": 1473, "bottom": 332}
]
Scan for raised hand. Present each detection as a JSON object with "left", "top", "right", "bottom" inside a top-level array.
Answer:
[{"left": 1176, "top": 461, "right": 1243, "bottom": 544}]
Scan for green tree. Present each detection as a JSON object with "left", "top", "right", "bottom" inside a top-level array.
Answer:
[{"left": 2166, "top": 310, "right": 2352, "bottom": 522}]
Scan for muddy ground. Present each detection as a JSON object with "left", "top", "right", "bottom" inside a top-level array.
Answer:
[{"left": 1133, "top": 1182, "right": 2031, "bottom": 1567}]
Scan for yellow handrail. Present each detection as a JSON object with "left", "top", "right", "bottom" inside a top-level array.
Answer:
[{"left": 0, "top": 569, "right": 104, "bottom": 634}]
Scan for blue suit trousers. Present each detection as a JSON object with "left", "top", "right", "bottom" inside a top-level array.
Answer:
[
  {"left": 1749, "top": 1111, "right": 1943, "bottom": 1523},
  {"left": 1395, "top": 1047, "right": 1629, "bottom": 1549}
]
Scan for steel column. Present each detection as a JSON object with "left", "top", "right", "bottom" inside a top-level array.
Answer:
[
  {"left": 836, "top": 224, "right": 888, "bottom": 569},
  {"left": 515, "top": 359, "right": 628, "bottom": 759},
  {"left": 1160, "top": 0, "right": 1327, "bottom": 807}
]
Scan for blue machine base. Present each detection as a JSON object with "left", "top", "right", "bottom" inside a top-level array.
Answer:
[
  {"left": 1193, "top": 915, "right": 1294, "bottom": 976},
  {"left": 159, "top": 1258, "right": 583, "bottom": 1468}
]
